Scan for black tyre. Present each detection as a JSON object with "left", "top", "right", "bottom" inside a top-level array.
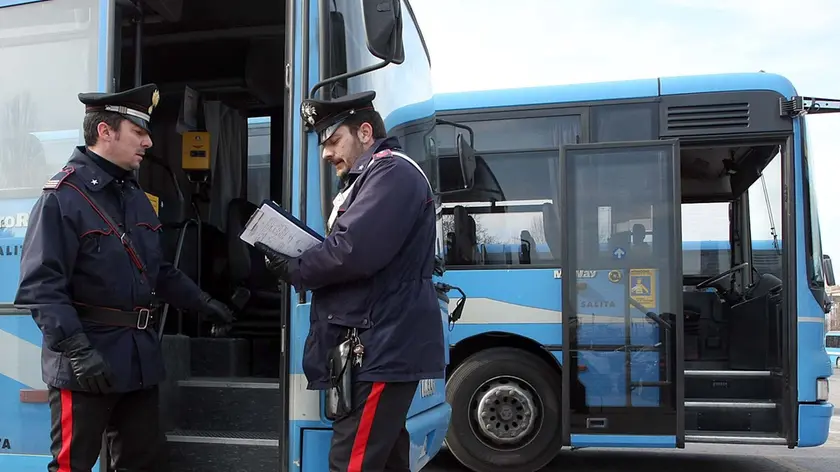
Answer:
[{"left": 444, "top": 347, "right": 562, "bottom": 472}]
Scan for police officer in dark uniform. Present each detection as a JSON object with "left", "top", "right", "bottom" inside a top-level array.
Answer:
[
  {"left": 255, "top": 91, "right": 445, "bottom": 471},
  {"left": 14, "top": 83, "right": 234, "bottom": 472}
]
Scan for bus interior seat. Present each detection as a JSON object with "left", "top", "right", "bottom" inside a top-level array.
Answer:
[
  {"left": 682, "top": 291, "right": 728, "bottom": 362},
  {"left": 452, "top": 205, "right": 477, "bottom": 265},
  {"left": 444, "top": 231, "right": 455, "bottom": 264},
  {"left": 728, "top": 273, "right": 783, "bottom": 370},
  {"left": 519, "top": 229, "right": 535, "bottom": 264},
  {"left": 541, "top": 202, "right": 561, "bottom": 259},
  {"left": 745, "top": 272, "right": 783, "bottom": 299}
]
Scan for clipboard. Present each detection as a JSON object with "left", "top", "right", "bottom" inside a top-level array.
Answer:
[{"left": 238, "top": 199, "right": 324, "bottom": 257}]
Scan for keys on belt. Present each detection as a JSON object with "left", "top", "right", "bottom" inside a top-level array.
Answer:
[{"left": 74, "top": 302, "right": 160, "bottom": 330}]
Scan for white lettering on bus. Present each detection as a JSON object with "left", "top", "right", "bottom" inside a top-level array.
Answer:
[
  {"left": 420, "top": 379, "right": 436, "bottom": 398},
  {"left": 0, "top": 213, "right": 29, "bottom": 228},
  {"left": 554, "top": 269, "right": 598, "bottom": 279}
]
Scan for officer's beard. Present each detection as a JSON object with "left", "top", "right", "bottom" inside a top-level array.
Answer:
[{"left": 336, "top": 136, "right": 366, "bottom": 184}]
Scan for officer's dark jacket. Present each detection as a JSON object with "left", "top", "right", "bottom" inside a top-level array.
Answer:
[
  {"left": 287, "top": 137, "right": 446, "bottom": 389},
  {"left": 14, "top": 146, "right": 205, "bottom": 392}
]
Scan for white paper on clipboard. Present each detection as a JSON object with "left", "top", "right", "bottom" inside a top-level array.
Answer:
[{"left": 239, "top": 201, "right": 322, "bottom": 257}]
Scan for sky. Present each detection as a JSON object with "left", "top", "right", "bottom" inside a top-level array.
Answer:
[{"left": 410, "top": 0, "right": 840, "bottom": 269}]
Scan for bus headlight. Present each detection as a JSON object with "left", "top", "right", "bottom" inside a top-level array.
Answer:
[{"left": 816, "top": 378, "right": 829, "bottom": 402}]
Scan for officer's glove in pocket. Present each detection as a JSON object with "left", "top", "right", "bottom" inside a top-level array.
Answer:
[
  {"left": 56, "top": 332, "right": 115, "bottom": 394},
  {"left": 254, "top": 242, "right": 293, "bottom": 284}
]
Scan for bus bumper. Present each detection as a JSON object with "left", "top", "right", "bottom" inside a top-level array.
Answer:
[
  {"left": 407, "top": 401, "right": 453, "bottom": 469},
  {"left": 0, "top": 454, "right": 102, "bottom": 471},
  {"left": 798, "top": 402, "right": 834, "bottom": 447},
  {"left": 0, "top": 454, "right": 50, "bottom": 472}
]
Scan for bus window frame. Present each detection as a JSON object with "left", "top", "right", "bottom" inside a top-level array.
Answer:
[
  {"left": 799, "top": 117, "right": 827, "bottom": 307},
  {"left": 435, "top": 106, "right": 589, "bottom": 270}
]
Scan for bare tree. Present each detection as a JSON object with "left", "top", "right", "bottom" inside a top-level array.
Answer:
[
  {"left": 0, "top": 92, "right": 48, "bottom": 190},
  {"left": 475, "top": 221, "right": 496, "bottom": 245},
  {"left": 441, "top": 213, "right": 498, "bottom": 245},
  {"left": 528, "top": 215, "right": 547, "bottom": 244},
  {"left": 442, "top": 215, "right": 454, "bottom": 236},
  {"left": 829, "top": 295, "right": 840, "bottom": 331}
]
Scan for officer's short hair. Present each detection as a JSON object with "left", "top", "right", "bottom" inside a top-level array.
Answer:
[
  {"left": 341, "top": 109, "right": 387, "bottom": 141},
  {"left": 82, "top": 111, "right": 126, "bottom": 146}
]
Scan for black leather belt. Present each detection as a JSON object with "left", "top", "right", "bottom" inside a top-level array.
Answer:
[{"left": 75, "top": 303, "right": 160, "bottom": 330}]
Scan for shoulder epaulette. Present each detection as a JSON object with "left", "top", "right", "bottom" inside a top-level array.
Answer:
[
  {"left": 43, "top": 166, "right": 75, "bottom": 190},
  {"left": 372, "top": 149, "right": 393, "bottom": 160}
]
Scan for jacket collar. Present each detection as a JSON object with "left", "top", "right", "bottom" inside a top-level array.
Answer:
[
  {"left": 67, "top": 146, "right": 137, "bottom": 192},
  {"left": 347, "top": 136, "right": 402, "bottom": 178}
]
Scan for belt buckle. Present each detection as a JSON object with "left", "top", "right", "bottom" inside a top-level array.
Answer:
[{"left": 137, "top": 308, "right": 151, "bottom": 330}]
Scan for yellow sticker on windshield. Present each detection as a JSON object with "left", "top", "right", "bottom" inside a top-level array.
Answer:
[{"left": 629, "top": 268, "right": 655, "bottom": 309}]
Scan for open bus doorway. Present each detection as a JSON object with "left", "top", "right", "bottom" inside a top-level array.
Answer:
[
  {"left": 105, "top": 0, "right": 291, "bottom": 469},
  {"left": 0, "top": 0, "right": 292, "bottom": 468}
]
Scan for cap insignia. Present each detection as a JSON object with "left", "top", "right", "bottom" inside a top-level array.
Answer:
[
  {"left": 301, "top": 102, "right": 317, "bottom": 125},
  {"left": 150, "top": 89, "right": 160, "bottom": 113}
]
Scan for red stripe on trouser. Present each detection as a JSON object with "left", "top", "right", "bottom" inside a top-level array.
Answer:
[
  {"left": 348, "top": 382, "right": 386, "bottom": 472},
  {"left": 58, "top": 389, "right": 73, "bottom": 472}
]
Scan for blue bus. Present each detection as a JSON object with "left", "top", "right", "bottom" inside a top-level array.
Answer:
[
  {"left": 0, "top": 0, "right": 454, "bottom": 471},
  {"left": 431, "top": 73, "right": 838, "bottom": 472}
]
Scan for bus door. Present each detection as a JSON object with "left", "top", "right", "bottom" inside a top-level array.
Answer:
[{"left": 559, "top": 140, "right": 685, "bottom": 448}]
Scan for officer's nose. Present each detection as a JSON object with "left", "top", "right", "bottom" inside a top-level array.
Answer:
[
  {"left": 321, "top": 147, "right": 334, "bottom": 161},
  {"left": 141, "top": 135, "right": 153, "bottom": 149}
]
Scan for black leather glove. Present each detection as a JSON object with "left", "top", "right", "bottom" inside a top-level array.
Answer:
[
  {"left": 255, "top": 242, "right": 293, "bottom": 283},
  {"left": 55, "top": 332, "right": 114, "bottom": 394},
  {"left": 199, "top": 292, "right": 235, "bottom": 324}
]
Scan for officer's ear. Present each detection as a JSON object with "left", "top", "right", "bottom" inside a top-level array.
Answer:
[
  {"left": 96, "top": 121, "right": 118, "bottom": 142},
  {"left": 356, "top": 122, "right": 374, "bottom": 146}
]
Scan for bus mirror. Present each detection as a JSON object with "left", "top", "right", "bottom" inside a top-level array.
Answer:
[
  {"left": 308, "top": 0, "right": 403, "bottom": 98},
  {"left": 434, "top": 135, "right": 477, "bottom": 195},
  {"left": 456, "top": 134, "right": 477, "bottom": 190},
  {"left": 823, "top": 254, "right": 835, "bottom": 287},
  {"left": 362, "top": 0, "right": 405, "bottom": 64}
]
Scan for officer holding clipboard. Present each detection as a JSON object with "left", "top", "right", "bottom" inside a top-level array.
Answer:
[{"left": 254, "top": 91, "right": 445, "bottom": 471}]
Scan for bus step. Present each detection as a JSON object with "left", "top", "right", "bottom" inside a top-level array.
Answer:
[
  {"left": 684, "top": 431, "right": 787, "bottom": 445},
  {"left": 189, "top": 337, "right": 252, "bottom": 377},
  {"left": 684, "top": 370, "right": 773, "bottom": 378},
  {"left": 167, "top": 430, "right": 279, "bottom": 472},
  {"left": 177, "top": 377, "right": 282, "bottom": 433},
  {"left": 685, "top": 399, "right": 777, "bottom": 409}
]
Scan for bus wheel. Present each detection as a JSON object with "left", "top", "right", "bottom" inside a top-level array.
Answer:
[{"left": 445, "top": 347, "right": 561, "bottom": 472}]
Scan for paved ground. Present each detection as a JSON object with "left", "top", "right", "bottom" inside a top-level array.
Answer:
[{"left": 426, "top": 369, "right": 840, "bottom": 472}]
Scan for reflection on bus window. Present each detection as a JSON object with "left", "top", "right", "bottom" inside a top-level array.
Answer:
[
  {"left": 246, "top": 116, "right": 271, "bottom": 205},
  {"left": 438, "top": 114, "right": 580, "bottom": 268},
  {"left": 0, "top": 94, "right": 49, "bottom": 191}
]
